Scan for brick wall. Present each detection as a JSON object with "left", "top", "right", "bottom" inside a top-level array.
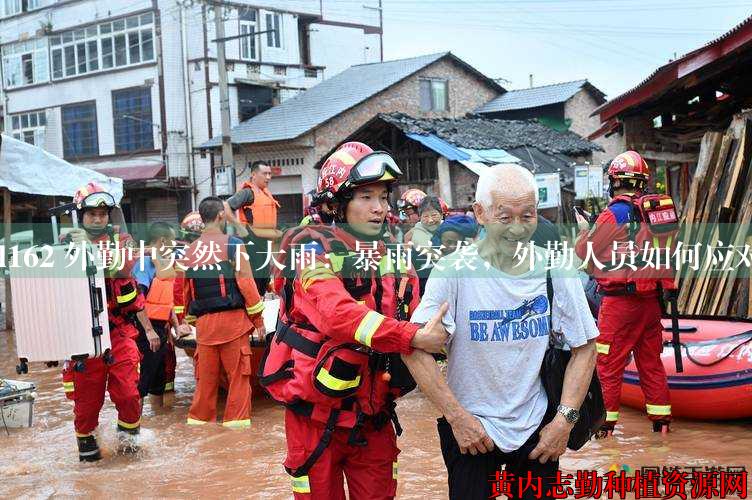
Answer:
[
  {"left": 565, "top": 88, "right": 625, "bottom": 166},
  {"left": 450, "top": 163, "right": 478, "bottom": 209}
]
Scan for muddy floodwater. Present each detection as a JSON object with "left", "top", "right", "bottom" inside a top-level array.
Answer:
[{"left": 1, "top": 330, "right": 751, "bottom": 499}]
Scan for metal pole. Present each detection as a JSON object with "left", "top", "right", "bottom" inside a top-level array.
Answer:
[
  {"left": 3, "top": 187, "right": 13, "bottom": 331},
  {"left": 213, "top": 4, "right": 236, "bottom": 191}
]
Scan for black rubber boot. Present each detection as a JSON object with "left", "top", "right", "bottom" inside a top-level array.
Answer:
[
  {"left": 595, "top": 423, "right": 615, "bottom": 439},
  {"left": 77, "top": 435, "right": 102, "bottom": 462},
  {"left": 652, "top": 420, "right": 670, "bottom": 434}
]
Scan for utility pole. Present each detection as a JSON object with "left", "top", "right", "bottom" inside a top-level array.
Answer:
[
  {"left": 363, "top": 2, "right": 384, "bottom": 62},
  {"left": 213, "top": 3, "right": 235, "bottom": 193}
]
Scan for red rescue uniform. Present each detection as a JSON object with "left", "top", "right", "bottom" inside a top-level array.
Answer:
[
  {"left": 69, "top": 231, "right": 144, "bottom": 437},
  {"left": 181, "top": 229, "right": 264, "bottom": 428},
  {"left": 266, "top": 225, "right": 420, "bottom": 499},
  {"left": 575, "top": 199, "right": 672, "bottom": 426}
]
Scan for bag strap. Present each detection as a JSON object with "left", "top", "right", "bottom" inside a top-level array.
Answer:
[
  {"left": 546, "top": 269, "right": 554, "bottom": 347},
  {"left": 287, "top": 408, "right": 340, "bottom": 478}
]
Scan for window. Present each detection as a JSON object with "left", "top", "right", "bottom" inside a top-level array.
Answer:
[
  {"left": 273, "top": 65, "right": 285, "bottom": 75},
  {"left": 112, "top": 87, "right": 153, "bottom": 153},
  {"left": 265, "top": 12, "right": 281, "bottom": 48},
  {"left": 2, "top": 0, "right": 51, "bottom": 17},
  {"left": 10, "top": 110, "right": 46, "bottom": 146},
  {"left": 49, "top": 12, "right": 154, "bottom": 80},
  {"left": 62, "top": 102, "right": 98, "bottom": 159},
  {"left": 419, "top": 78, "right": 449, "bottom": 112},
  {"left": 237, "top": 83, "right": 274, "bottom": 122},
  {"left": 239, "top": 8, "right": 257, "bottom": 61},
  {"left": 1, "top": 38, "right": 49, "bottom": 88}
]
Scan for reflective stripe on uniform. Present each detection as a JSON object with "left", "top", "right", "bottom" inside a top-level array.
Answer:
[
  {"left": 316, "top": 367, "right": 361, "bottom": 391},
  {"left": 185, "top": 315, "right": 197, "bottom": 324},
  {"left": 75, "top": 432, "right": 92, "bottom": 438},
  {"left": 393, "top": 461, "right": 399, "bottom": 480},
  {"left": 291, "top": 476, "right": 311, "bottom": 494},
  {"left": 326, "top": 253, "right": 348, "bottom": 273},
  {"left": 646, "top": 404, "right": 671, "bottom": 416},
  {"left": 222, "top": 419, "right": 251, "bottom": 429},
  {"left": 117, "top": 418, "right": 140, "bottom": 429},
  {"left": 354, "top": 310, "right": 385, "bottom": 347},
  {"left": 173, "top": 306, "right": 185, "bottom": 314},
  {"left": 186, "top": 418, "right": 208, "bottom": 426},
  {"left": 606, "top": 411, "right": 619, "bottom": 422},
  {"left": 246, "top": 301, "right": 264, "bottom": 315},
  {"left": 300, "top": 263, "right": 336, "bottom": 291},
  {"left": 596, "top": 342, "right": 610, "bottom": 355},
  {"left": 62, "top": 381, "right": 74, "bottom": 393},
  {"left": 117, "top": 288, "right": 138, "bottom": 304},
  {"left": 164, "top": 382, "right": 174, "bottom": 391}
]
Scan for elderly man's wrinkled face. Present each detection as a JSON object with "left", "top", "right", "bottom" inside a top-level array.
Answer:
[{"left": 474, "top": 189, "right": 537, "bottom": 257}]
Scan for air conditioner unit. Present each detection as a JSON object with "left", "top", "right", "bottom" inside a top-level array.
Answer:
[{"left": 214, "top": 165, "right": 236, "bottom": 196}]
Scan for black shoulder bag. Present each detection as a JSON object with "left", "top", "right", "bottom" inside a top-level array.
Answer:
[{"left": 541, "top": 270, "right": 605, "bottom": 450}]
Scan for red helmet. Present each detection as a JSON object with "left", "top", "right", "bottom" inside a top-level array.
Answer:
[
  {"left": 397, "top": 189, "right": 427, "bottom": 213},
  {"left": 73, "top": 181, "right": 116, "bottom": 211},
  {"left": 181, "top": 211, "right": 204, "bottom": 234},
  {"left": 316, "top": 142, "right": 401, "bottom": 202},
  {"left": 608, "top": 151, "right": 650, "bottom": 181}
]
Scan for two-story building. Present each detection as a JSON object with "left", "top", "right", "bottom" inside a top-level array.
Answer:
[{"left": 0, "top": 0, "right": 383, "bottom": 229}]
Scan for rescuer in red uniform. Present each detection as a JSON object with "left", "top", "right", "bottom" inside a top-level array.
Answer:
[
  {"left": 65, "top": 182, "right": 160, "bottom": 461},
  {"left": 259, "top": 142, "right": 449, "bottom": 499},
  {"left": 574, "top": 151, "right": 674, "bottom": 435}
]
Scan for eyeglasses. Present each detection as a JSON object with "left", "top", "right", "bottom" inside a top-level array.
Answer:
[
  {"left": 80, "top": 192, "right": 116, "bottom": 209},
  {"left": 349, "top": 152, "right": 402, "bottom": 186}
]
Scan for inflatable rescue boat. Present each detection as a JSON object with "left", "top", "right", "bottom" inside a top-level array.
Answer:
[{"left": 621, "top": 317, "right": 752, "bottom": 420}]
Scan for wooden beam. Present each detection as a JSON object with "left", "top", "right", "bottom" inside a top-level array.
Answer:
[
  {"left": 641, "top": 150, "right": 699, "bottom": 163},
  {"left": 3, "top": 187, "right": 12, "bottom": 331}
]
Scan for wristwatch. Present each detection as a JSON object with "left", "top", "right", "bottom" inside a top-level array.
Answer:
[{"left": 557, "top": 404, "right": 580, "bottom": 424}]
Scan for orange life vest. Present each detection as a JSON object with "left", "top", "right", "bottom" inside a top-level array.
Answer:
[
  {"left": 238, "top": 181, "right": 280, "bottom": 229},
  {"left": 145, "top": 277, "right": 175, "bottom": 322}
]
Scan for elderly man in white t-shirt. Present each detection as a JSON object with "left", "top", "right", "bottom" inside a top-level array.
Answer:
[{"left": 405, "top": 164, "right": 598, "bottom": 500}]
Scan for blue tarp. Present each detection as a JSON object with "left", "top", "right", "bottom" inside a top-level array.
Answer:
[{"left": 405, "top": 133, "right": 471, "bottom": 161}]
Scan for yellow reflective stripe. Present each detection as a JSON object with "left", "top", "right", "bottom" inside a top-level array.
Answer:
[
  {"left": 173, "top": 306, "right": 185, "bottom": 314},
  {"left": 392, "top": 461, "right": 398, "bottom": 479},
  {"left": 116, "top": 288, "right": 138, "bottom": 304},
  {"left": 222, "top": 419, "right": 251, "bottom": 429},
  {"left": 164, "top": 382, "right": 174, "bottom": 391},
  {"left": 646, "top": 404, "right": 671, "bottom": 416},
  {"left": 596, "top": 342, "right": 610, "bottom": 355},
  {"left": 291, "top": 476, "right": 311, "bottom": 494},
  {"left": 316, "top": 367, "right": 361, "bottom": 391},
  {"left": 75, "top": 432, "right": 92, "bottom": 438},
  {"left": 659, "top": 198, "right": 673, "bottom": 207},
  {"left": 186, "top": 418, "right": 208, "bottom": 426},
  {"left": 246, "top": 301, "right": 265, "bottom": 315},
  {"left": 185, "top": 315, "right": 197, "bottom": 324},
  {"left": 354, "top": 310, "right": 384, "bottom": 347},
  {"left": 117, "top": 419, "right": 140, "bottom": 429},
  {"left": 357, "top": 300, "right": 366, "bottom": 305},
  {"left": 606, "top": 411, "right": 619, "bottom": 422},
  {"left": 63, "top": 382, "right": 74, "bottom": 392}
]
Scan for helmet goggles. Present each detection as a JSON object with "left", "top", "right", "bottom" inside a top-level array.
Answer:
[
  {"left": 348, "top": 152, "right": 402, "bottom": 187},
  {"left": 80, "top": 192, "right": 116, "bottom": 210}
]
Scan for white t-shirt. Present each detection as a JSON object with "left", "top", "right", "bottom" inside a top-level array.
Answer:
[{"left": 410, "top": 243, "right": 599, "bottom": 452}]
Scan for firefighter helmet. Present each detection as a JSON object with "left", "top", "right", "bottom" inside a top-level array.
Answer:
[{"left": 316, "top": 142, "right": 401, "bottom": 203}]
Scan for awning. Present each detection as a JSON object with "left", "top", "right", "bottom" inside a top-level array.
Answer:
[
  {"left": 0, "top": 134, "right": 123, "bottom": 202},
  {"left": 405, "top": 133, "right": 470, "bottom": 161},
  {"left": 96, "top": 163, "right": 165, "bottom": 182}
]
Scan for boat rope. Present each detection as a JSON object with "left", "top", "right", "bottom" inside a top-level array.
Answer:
[{"left": 681, "top": 336, "right": 752, "bottom": 368}]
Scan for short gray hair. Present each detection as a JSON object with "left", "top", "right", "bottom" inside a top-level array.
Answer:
[{"left": 475, "top": 163, "right": 539, "bottom": 209}]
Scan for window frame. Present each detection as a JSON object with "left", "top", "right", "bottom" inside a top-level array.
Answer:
[
  {"left": 419, "top": 77, "right": 449, "bottom": 112},
  {"left": 238, "top": 8, "right": 258, "bottom": 61},
  {"left": 265, "top": 12, "right": 282, "bottom": 49},
  {"left": 61, "top": 100, "right": 99, "bottom": 160},
  {"left": 10, "top": 109, "right": 46, "bottom": 146},
  {"left": 111, "top": 85, "right": 154, "bottom": 154},
  {"left": 1, "top": 38, "right": 49, "bottom": 88},
  {"left": 49, "top": 12, "right": 155, "bottom": 81}
]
